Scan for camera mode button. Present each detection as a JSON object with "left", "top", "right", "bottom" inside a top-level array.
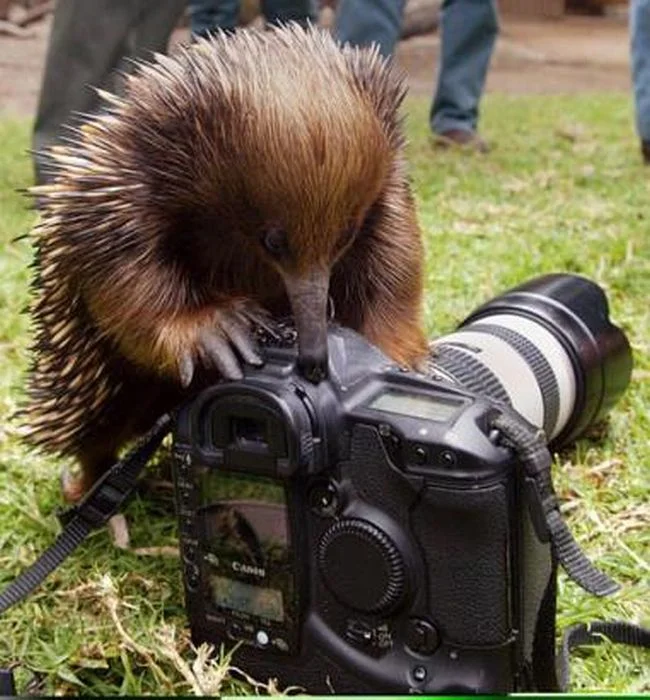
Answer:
[
  {"left": 405, "top": 618, "right": 439, "bottom": 655},
  {"left": 345, "top": 619, "right": 373, "bottom": 647}
]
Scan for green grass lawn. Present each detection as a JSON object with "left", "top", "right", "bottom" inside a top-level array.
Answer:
[{"left": 0, "top": 94, "right": 649, "bottom": 694}]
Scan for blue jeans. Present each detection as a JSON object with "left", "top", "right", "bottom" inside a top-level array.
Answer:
[
  {"left": 335, "top": 0, "right": 499, "bottom": 135},
  {"left": 631, "top": 0, "right": 650, "bottom": 142},
  {"left": 189, "top": 0, "right": 316, "bottom": 37}
]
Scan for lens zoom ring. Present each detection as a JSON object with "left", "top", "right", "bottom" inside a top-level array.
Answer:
[
  {"left": 469, "top": 323, "right": 560, "bottom": 438},
  {"left": 430, "top": 344, "right": 511, "bottom": 407}
]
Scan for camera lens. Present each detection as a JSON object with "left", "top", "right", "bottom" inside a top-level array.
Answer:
[{"left": 428, "top": 274, "right": 632, "bottom": 450}]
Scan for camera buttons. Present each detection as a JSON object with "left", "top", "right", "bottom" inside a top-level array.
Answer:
[
  {"left": 405, "top": 618, "right": 439, "bottom": 655},
  {"left": 271, "top": 637, "right": 289, "bottom": 652},
  {"left": 185, "top": 563, "right": 200, "bottom": 590},
  {"left": 414, "top": 446, "right": 427, "bottom": 465},
  {"left": 439, "top": 450, "right": 457, "bottom": 467},
  {"left": 227, "top": 622, "right": 243, "bottom": 640},
  {"left": 345, "top": 619, "right": 373, "bottom": 646},
  {"left": 179, "top": 487, "right": 194, "bottom": 509},
  {"left": 180, "top": 514, "right": 195, "bottom": 536},
  {"left": 412, "top": 666, "right": 427, "bottom": 682},
  {"left": 175, "top": 451, "right": 192, "bottom": 476},
  {"left": 183, "top": 542, "right": 198, "bottom": 563},
  {"left": 308, "top": 481, "right": 339, "bottom": 517}
]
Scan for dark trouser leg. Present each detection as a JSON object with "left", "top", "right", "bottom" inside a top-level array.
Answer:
[
  {"left": 187, "top": 0, "right": 240, "bottom": 38},
  {"left": 333, "top": 0, "right": 405, "bottom": 58},
  {"left": 430, "top": 0, "right": 498, "bottom": 135},
  {"left": 32, "top": 0, "right": 184, "bottom": 184},
  {"left": 129, "top": 0, "right": 187, "bottom": 58},
  {"left": 262, "top": 0, "right": 318, "bottom": 28}
]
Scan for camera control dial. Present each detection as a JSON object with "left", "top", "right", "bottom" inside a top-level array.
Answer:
[{"left": 317, "top": 518, "right": 406, "bottom": 614}]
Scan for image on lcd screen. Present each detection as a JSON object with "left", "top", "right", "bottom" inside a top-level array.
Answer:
[
  {"left": 210, "top": 575, "right": 284, "bottom": 622},
  {"left": 369, "top": 390, "right": 463, "bottom": 422}
]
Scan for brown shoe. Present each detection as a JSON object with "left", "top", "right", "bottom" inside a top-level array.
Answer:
[
  {"left": 435, "top": 129, "right": 489, "bottom": 153},
  {"left": 642, "top": 141, "right": 650, "bottom": 164}
]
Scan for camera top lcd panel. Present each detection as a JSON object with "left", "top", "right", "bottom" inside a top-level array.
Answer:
[{"left": 172, "top": 325, "right": 548, "bottom": 694}]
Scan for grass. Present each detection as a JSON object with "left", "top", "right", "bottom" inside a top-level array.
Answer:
[{"left": 0, "top": 93, "right": 649, "bottom": 694}]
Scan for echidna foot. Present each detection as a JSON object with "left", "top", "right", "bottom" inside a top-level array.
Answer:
[{"left": 60, "top": 463, "right": 94, "bottom": 504}]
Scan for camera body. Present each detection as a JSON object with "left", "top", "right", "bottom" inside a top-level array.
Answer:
[{"left": 173, "top": 326, "right": 554, "bottom": 693}]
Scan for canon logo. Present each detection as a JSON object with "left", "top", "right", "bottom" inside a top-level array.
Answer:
[{"left": 232, "top": 561, "right": 266, "bottom": 578}]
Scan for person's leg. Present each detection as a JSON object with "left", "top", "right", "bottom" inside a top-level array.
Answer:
[
  {"left": 430, "top": 0, "right": 498, "bottom": 140},
  {"left": 32, "top": 0, "right": 183, "bottom": 183},
  {"left": 262, "top": 0, "right": 317, "bottom": 29},
  {"left": 32, "top": 0, "right": 134, "bottom": 181},
  {"left": 333, "top": 0, "right": 406, "bottom": 58},
  {"left": 131, "top": 0, "right": 187, "bottom": 52},
  {"left": 187, "top": 0, "right": 239, "bottom": 38},
  {"left": 631, "top": 0, "right": 650, "bottom": 162}
]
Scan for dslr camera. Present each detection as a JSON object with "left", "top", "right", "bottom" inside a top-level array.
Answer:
[{"left": 172, "top": 274, "right": 632, "bottom": 693}]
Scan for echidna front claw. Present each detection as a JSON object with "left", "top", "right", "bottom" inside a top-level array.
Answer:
[
  {"left": 195, "top": 304, "right": 266, "bottom": 381},
  {"left": 178, "top": 350, "right": 195, "bottom": 388},
  {"left": 177, "top": 307, "right": 265, "bottom": 385},
  {"left": 222, "top": 314, "right": 264, "bottom": 367},
  {"left": 198, "top": 326, "right": 244, "bottom": 380}
]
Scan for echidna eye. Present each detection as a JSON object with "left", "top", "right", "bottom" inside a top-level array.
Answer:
[{"left": 262, "top": 228, "right": 289, "bottom": 259}]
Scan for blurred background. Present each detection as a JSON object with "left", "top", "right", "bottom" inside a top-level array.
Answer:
[{"left": 0, "top": 0, "right": 631, "bottom": 118}]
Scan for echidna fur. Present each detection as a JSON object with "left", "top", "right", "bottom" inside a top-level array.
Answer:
[{"left": 23, "top": 23, "right": 426, "bottom": 474}]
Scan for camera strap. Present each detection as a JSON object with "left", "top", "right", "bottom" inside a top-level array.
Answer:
[
  {"left": 491, "top": 409, "right": 650, "bottom": 690},
  {"left": 557, "top": 621, "right": 650, "bottom": 690},
  {"left": 0, "top": 413, "right": 172, "bottom": 617},
  {"left": 491, "top": 410, "right": 619, "bottom": 597}
]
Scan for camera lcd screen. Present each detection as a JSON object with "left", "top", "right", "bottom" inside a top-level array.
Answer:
[
  {"left": 198, "top": 471, "right": 293, "bottom": 624},
  {"left": 369, "top": 390, "right": 463, "bottom": 422},
  {"left": 210, "top": 575, "right": 284, "bottom": 622}
]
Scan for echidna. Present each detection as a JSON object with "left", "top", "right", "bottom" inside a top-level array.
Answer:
[{"left": 25, "top": 23, "right": 426, "bottom": 500}]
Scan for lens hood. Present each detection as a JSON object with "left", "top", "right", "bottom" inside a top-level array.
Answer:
[{"left": 460, "top": 273, "right": 633, "bottom": 449}]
